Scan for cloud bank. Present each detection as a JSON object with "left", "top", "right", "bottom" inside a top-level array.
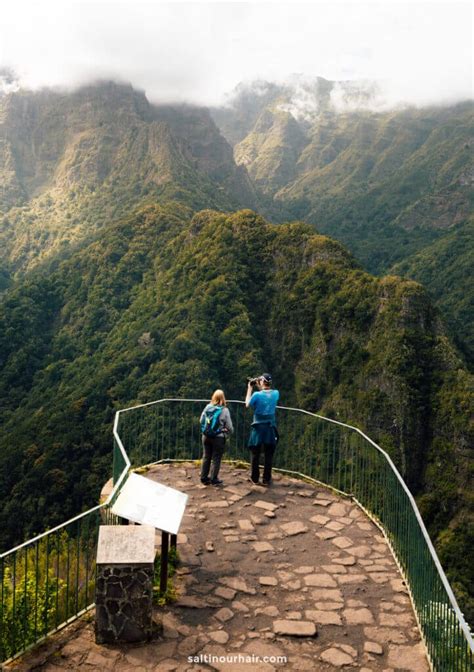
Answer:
[{"left": 0, "top": 1, "right": 472, "bottom": 108}]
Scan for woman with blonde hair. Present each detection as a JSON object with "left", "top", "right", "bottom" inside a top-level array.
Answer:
[{"left": 200, "top": 389, "right": 233, "bottom": 486}]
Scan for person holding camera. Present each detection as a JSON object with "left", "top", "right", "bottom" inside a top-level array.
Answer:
[
  {"left": 200, "top": 389, "right": 233, "bottom": 486},
  {"left": 245, "top": 373, "right": 279, "bottom": 486}
]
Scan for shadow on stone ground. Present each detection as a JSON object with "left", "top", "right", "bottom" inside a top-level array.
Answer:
[{"left": 6, "top": 462, "right": 429, "bottom": 671}]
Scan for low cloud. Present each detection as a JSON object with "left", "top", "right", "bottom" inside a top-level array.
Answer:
[{"left": 1, "top": 1, "right": 472, "bottom": 108}]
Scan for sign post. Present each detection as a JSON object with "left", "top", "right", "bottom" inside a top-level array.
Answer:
[
  {"left": 160, "top": 531, "right": 170, "bottom": 593},
  {"left": 110, "top": 472, "right": 188, "bottom": 599}
]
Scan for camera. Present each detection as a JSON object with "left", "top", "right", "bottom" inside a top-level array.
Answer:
[{"left": 247, "top": 376, "right": 260, "bottom": 387}]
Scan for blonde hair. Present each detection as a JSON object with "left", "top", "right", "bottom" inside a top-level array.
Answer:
[{"left": 211, "top": 389, "right": 227, "bottom": 406}]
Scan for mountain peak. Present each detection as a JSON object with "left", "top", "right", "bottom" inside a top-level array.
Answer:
[{"left": 220, "top": 76, "right": 383, "bottom": 121}]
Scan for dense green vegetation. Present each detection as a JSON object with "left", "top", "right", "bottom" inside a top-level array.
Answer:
[
  {"left": 0, "top": 529, "right": 95, "bottom": 661},
  {"left": 0, "top": 83, "right": 256, "bottom": 277},
  {"left": 0, "top": 80, "right": 472, "bottom": 626},
  {"left": 212, "top": 84, "right": 473, "bottom": 364},
  {"left": 391, "top": 218, "right": 474, "bottom": 365},
  {"left": 0, "top": 206, "right": 472, "bottom": 621},
  {"left": 2, "top": 82, "right": 472, "bottom": 366}
]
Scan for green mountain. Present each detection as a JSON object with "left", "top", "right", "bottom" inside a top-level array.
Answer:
[
  {"left": 0, "top": 206, "right": 472, "bottom": 620},
  {"left": 211, "top": 80, "right": 474, "bottom": 364},
  {"left": 391, "top": 218, "right": 474, "bottom": 363},
  {"left": 0, "top": 79, "right": 472, "bottom": 621},
  {"left": 0, "top": 82, "right": 257, "bottom": 279}
]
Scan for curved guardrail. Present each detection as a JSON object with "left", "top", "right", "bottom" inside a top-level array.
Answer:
[{"left": 1, "top": 398, "right": 472, "bottom": 671}]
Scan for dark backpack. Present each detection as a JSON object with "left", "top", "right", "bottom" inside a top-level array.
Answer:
[{"left": 201, "top": 405, "right": 223, "bottom": 437}]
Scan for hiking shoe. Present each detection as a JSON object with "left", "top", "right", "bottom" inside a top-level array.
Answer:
[
  {"left": 201, "top": 478, "right": 211, "bottom": 485},
  {"left": 211, "top": 478, "right": 224, "bottom": 486}
]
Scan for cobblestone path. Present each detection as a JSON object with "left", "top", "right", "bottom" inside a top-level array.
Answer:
[{"left": 8, "top": 462, "right": 429, "bottom": 671}]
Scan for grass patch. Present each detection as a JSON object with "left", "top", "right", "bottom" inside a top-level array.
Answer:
[
  {"left": 153, "top": 546, "right": 180, "bottom": 606},
  {"left": 133, "top": 466, "right": 150, "bottom": 474}
]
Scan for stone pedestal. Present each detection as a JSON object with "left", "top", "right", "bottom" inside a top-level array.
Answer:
[{"left": 95, "top": 525, "right": 156, "bottom": 644}]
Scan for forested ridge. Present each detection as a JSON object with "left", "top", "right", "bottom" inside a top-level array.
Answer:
[
  {"left": 211, "top": 81, "right": 474, "bottom": 365},
  {"left": 391, "top": 218, "right": 474, "bottom": 362},
  {"left": 0, "top": 82, "right": 256, "bottom": 279},
  {"left": 0, "top": 205, "right": 472, "bottom": 620},
  {"left": 0, "top": 81, "right": 472, "bottom": 622}
]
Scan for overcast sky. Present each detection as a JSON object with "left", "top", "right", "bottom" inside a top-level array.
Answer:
[{"left": 1, "top": 0, "right": 472, "bottom": 107}]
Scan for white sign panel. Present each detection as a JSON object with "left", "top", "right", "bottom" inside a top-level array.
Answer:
[{"left": 111, "top": 472, "right": 188, "bottom": 535}]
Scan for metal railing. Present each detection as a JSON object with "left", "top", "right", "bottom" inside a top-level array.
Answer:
[
  {"left": 0, "top": 450, "right": 123, "bottom": 662},
  {"left": 1, "top": 398, "right": 472, "bottom": 671}
]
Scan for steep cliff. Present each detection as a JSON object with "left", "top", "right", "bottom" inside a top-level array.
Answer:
[{"left": 0, "top": 82, "right": 257, "bottom": 277}]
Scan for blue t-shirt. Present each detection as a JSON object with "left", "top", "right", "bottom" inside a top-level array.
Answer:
[{"left": 249, "top": 389, "right": 280, "bottom": 424}]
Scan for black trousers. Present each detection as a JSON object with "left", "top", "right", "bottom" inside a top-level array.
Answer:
[
  {"left": 201, "top": 435, "right": 225, "bottom": 481},
  {"left": 250, "top": 444, "right": 275, "bottom": 484}
]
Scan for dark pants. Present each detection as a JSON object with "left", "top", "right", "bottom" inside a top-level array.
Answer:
[
  {"left": 250, "top": 444, "right": 275, "bottom": 484},
  {"left": 201, "top": 435, "right": 225, "bottom": 482}
]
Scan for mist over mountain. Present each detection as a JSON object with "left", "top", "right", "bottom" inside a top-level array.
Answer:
[
  {"left": 0, "top": 68, "right": 20, "bottom": 96},
  {"left": 213, "top": 76, "right": 392, "bottom": 144},
  {"left": 0, "top": 81, "right": 256, "bottom": 278},
  {"left": 3, "top": 1, "right": 471, "bottom": 109},
  {"left": 0, "top": 79, "right": 472, "bottom": 621},
  {"left": 211, "top": 78, "right": 474, "bottom": 365}
]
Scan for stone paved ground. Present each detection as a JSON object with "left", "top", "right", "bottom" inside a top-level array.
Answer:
[{"left": 8, "top": 463, "right": 429, "bottom": 671}]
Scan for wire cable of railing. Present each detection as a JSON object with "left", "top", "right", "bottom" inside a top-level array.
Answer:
[
  {"left": 116, "top": 398, "right": 474, "bottom": 653},
  {"left": 1, "top": 397, "right": 472, "bottom": 669}
]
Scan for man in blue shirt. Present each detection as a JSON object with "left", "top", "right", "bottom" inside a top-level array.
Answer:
[{"left": 245, "top": 373, "right": 280, "bottom": 486}]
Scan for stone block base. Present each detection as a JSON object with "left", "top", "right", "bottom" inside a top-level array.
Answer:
[{"left": 95, "top": 564, "right": 154, "bottom": 644}]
